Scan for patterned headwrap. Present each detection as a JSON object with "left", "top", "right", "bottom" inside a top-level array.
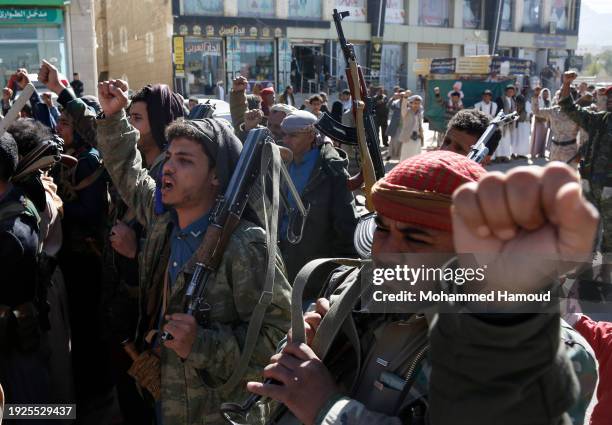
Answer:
[{"left": 371, "top": 150, "right": 487, "bottom": 231}]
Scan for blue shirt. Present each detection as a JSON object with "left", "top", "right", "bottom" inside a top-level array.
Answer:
[
  {"left": 167, "top": 212, "right": 210, "bottom": 285},
  {"left": 280, "top": 148, "right": 318, "bottom": 240}
]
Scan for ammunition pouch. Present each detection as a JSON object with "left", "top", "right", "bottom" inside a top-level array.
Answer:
[{"left": 127, "top": 349, "right": 161, "bottom": 401}]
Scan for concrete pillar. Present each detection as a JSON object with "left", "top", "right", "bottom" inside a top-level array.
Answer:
[
  {"left": 453, "top": 0, "right": 464, "bottom": 28},
  {"left": 224, "top": 0, "right": 238, "bottom": 17},
  {"left": 68, "top": 0, "right": 98, "bottom": 96},
  {"left": 406, "top": 42, "right": 418, "bottom": 90},
  {"left": 452, "top": 44, "right": 462, "bottom": 57},
  {"left": 322, "top": 0, "right": 334, "bottom": 21},
  {"left": 408, "top": 0, "right": 419, "bottom": 26},
  {"left": 276, "top": 0, "right": 288, "bottom": 19}
]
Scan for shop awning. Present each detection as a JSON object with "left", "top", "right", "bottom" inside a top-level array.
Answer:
[{"left": 0, "top": 0, "right": 68, "bottom": 6}]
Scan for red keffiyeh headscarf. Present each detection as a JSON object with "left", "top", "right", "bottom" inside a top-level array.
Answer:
[{"left": 371, "top": 151, "right": 487, "bottom": 231}]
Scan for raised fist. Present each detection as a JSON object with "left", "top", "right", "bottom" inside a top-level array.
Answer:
[
  {"left": 244, "top": 108, "right": 264, "bottom": 131},
  {"left": 452, "top": 163, "right": 599, "bottom": 293},
  {"left": 98, "top": 79, "right": 129, "bottom": 116},
  {"left": 232, "top": 76, "right": 248, "bottom": 92},
  {"left": 38, "top": 60, "right": 66, "bottom": 94},
  {"left": 563, "top": 71, "right": 578, "bottom": 85}
]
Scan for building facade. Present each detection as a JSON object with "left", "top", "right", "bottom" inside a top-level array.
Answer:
[
  {"left": 0, "top": 0, "right": 97, "bottom": 95},
  {"left": 96, "top": 0, "right": 581, "bottom": 96}
]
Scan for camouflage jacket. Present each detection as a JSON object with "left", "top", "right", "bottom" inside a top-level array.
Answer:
[
  {"left": 91, "top": 109, "right": 292, "bottom": 425},
  {"left": 559, "top": 96, "right": 612, "bottom": 188},
  {"left": 314, "top": 268, "right": 584, "bottom": 425}
]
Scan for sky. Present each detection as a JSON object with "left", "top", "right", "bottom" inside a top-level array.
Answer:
[{"left": 582, "top": 0, "right": 612, "bottom": 14}]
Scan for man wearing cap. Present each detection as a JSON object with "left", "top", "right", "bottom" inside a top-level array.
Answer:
[
  {"left": 560, "top": 71, "right": 612, "bottom": 258},
  {"left": 243, "top": 103, "right": 298, "bottom": 142},
  {"left": 248, "top": 151, "right": 599, "bottom": 424},
  {"left": 474, "top": 89, "right": 498, "bottom": 119},
  {"left": 493, "top": 85, "right": 517, "bottom": 162},
  {"left": 83, "top": 78, "right": 292, "bottom": 425},
  {"left": 0, "top": 130, "right": 53, "bottom": 415},
  {"left": 279, "top": 110, "right": 358, "bottom": 289},
  {"left": 259, "top": 87, "right": 275, "bottom": 115}
]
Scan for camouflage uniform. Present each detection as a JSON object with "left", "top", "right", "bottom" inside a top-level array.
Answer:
[
  {"left": 559, "top": 96, "right": 612, "bottom": 254},
  {"left": 65, "top": 99, "right": 292, "bottom": 424},
  {"left": 310, "top": 268, "right": 589, "bottom": 425}
]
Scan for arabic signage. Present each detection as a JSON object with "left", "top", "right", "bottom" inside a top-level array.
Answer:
[
  {"left": 173, "top": 36, "right": 185, "bottom": 77},
  {"left": 0, "top": 7, "right": 63, "bottom": 25},
  {"left": 490, "top": 57, "right": 534, "bottom": 76},
  {"left": 430, "top": 58, "right": 456, "bottom": 75},
  {"left": 533, "top": 34, "right": 567, "bottom": 49},
  {"left": 369, "top": 37, "right": 383, "bottom": 79},
  {"left": 178, "top": 23, "right": 284, "bottom": 38},
  {"left": 455, "top": 56, "right": 492, "bottom": 75}
]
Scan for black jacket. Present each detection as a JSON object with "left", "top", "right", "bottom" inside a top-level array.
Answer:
[{"left": 279, "top": 143, "right": 358, "bottom": 293}]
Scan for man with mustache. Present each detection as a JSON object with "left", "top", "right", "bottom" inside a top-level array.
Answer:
[{"left": 248, "top": 150, "right": 598, "bottom": 425}]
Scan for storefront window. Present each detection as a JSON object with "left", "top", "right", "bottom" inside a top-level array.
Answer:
[
  {"left": 240, "top": 40, "right": 274, "bottom": 88},
  {"left": 334, "top": 0, "right": 367, "bottom": 22},
  {"left": 184, "top": 37, "right": 223, "bottom": 96},
  {"left": 501, "top": 0, "right": 513, "bottom": 31},
  {"left": 288, "top": 0, "right": 321, "bottom": 19},
  {"left": 0, "top": 25, "right": 66, "bottom": 88},
  {"left": 522, "top": 0, "right": 542, "bottom": 30},
  {"left": 182, "top": 0, "right": 224, "bottom": 15},
  {"left": 237, "top": 0, "right": 276, "bottom": 18},
  {"left": 463, "top": 0, "right": 481, "bottom": 29},
  {"left": 419, "top": 0, "right": 450, "bottom": 27},
  {"left": 385, "top": 0, "right": 406, "bottom": 24},
  {"left": 380, "top": 44, "right": 402, "bottom": 91},
  {"left": 550, "top": 0, "right": 571, "bottom": 31}
]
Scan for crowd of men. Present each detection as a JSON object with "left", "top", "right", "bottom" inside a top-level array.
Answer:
[{"left": 0, "top": 58, "right": 610, "bottom": 425}]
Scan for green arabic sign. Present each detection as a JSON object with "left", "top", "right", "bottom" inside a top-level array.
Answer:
[
  {"left": 0, "top": 1, "right": 67, "bottom": 6},
  {"left": 0, "top": 7, "right": 63, "bottom": 24}
]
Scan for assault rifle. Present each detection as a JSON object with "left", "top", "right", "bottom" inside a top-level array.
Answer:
[
  {"left": 315, "top": 9, "right": 385, "bottom": 211},
  {"left": 467, "top": 111, "right": 519, "bottom": 163},
  {"left": 161, "top": 127, "right": 307, "bottom": 342}
]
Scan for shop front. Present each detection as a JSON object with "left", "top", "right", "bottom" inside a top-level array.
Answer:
[
  {"left": 0, "top": 0, "right": 68, "bottom": 88},
  {"left": 173, "top": 20, "right": 286, "bottom": 95}
]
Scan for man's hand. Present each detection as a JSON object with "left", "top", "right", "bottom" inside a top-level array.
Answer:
[
  {"left": 232, "top": 76, "right": 248, "bottom": 93},
  {"left": 247, "top": 343, "right": 340, "bottom": 425},
  {"left": 2, "top": 88, "right": 12, "bottom": 101},
  {"left": 98, "top": 79, "right": 129, "bottom": 116},
  {"left": 14, "top": 69, "right": 30, "bottom": 91},
  {"left": 162, "top": 313, "right": 197, "bottom": 359},
  {"left": 288, "top": 298, "right": 330, "bottom": 346},
  {"left": 38, "top": 60, "right": 66, "bottom": 94},
  {"left": 244, "top": 109, "right": 264, "bottom": 131},
  {"left": 41, "top": 93, "right": 53, "bottom": 107},
  {"left": 452, "top": 163, "right": 599, "bottom": 293},
  {"left": 563, "top": 71, "right": 578, "bottom": 85},
  {"left": 109, "top": 221, "right": 138, "bottom": 259}
]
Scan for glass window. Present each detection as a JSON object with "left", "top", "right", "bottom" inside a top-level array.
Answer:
[
  {"left": 522, "top": 0, "right": 542, "bottom": 30},
  {"left": 288, "top": 0, "right": 321, "bottom": 19},
  {"left": 182, "top": 0, "right": 223, "bottom": 15},
  {"left": 240, "top": 40, "right": 274, "bottom": 88},
  {"left": 385, "top": 0, "right": 406, "bottom": 24},
  {"left": 463, "top": 0, "right": 481, "bottom": 29},
  {"left": 334, "top": 0, "right": 367, "bottom": 22},
  {"left": 501, "top": 0, "right": 513, "bottom": 31},
  {"left": 335, "top": 43, "right": 366, "bottom": 79},
  {"left": 550, "top": 0, "right": 571, "bottom": 31},
  {"left": 237, "top": 0, "right": 276, "bottom": 18},
  {"left": 0, "top": 25, "right": 66, "bottom": 88},
  {"left": 184, "top": 37, "right": 223, "bottom": 96},
  {"left": 419, "top": 0, "right": 450, "bottom": 27},
  {"left": 380, "top": 44, "right": 402, "bottom": 91}
]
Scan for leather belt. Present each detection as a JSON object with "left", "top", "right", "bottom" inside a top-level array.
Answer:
[{"left": 551, "top": 138, "right": 576, "bottom": 146}]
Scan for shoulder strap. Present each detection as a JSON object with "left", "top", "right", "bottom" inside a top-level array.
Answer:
[
  {"left": 0, "top": 196, "right": 40, "bottom": 228},
  {"left": 291, "top": 258, "right": 365, "bottom": 346},
  {"left": 72, "top": 162, "right": 105, "bottom": 192},
  {"left": 201, "top": 140, "right": 282, "bottom": 392}
]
